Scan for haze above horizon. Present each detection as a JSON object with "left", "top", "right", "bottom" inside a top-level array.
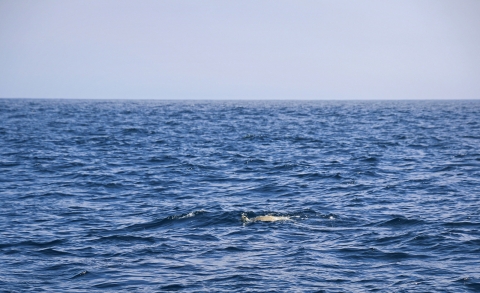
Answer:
[{"left": 1, "top": 0, "right": 479, "bottom": 100}]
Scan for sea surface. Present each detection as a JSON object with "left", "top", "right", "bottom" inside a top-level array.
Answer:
[{"left": 1, "top": 99, "right": 479, "bottom": 292}]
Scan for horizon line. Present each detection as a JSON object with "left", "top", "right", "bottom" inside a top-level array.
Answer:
[{"left": 2, "top": 97, "right": 480, "bottom": 102}]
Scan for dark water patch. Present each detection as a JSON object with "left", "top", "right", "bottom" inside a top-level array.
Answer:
[
  {"left": 1, "top": 239, "right": 66, "bottom": 249},
  {"left": 443, "top": 221, "right": 480, "bottom": 228},
  {"left": 294, "top": 171, "right": 343, "bottom": 181},
  {"left": 95, "top": 235, "right": 156, "bottom": 244},
  {"left": 160, "top": 284, "right": 186, "bottom": 291},
  {"left": 222, "top": 246, "right": 246, "bottom": 252},
  {"left": 0, "top": 160, "right": 21, "bottom": 168},
  {"left": 374, "top": 216, "right": 424, "bottom": 228}
]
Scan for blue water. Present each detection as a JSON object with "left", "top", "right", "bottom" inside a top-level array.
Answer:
[{"left": 1, "top": 99, "right": 479, "bottom": 292}]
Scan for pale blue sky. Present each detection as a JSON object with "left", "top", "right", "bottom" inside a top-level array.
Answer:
[{"left": 1, "top": 0, "right": 479, "bottom": 100}]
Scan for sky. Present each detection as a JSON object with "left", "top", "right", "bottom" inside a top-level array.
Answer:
[{"left": 0, "top": 0, "right": 479, "bottom": 100}]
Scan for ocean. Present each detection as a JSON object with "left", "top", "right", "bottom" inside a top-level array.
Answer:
[{"left": 0, "top": 99, "right": 479, "bottom": 292}]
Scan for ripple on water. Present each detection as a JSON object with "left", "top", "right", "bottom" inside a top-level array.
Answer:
[{"left": 0, "top": 99, "right": 479, "bottom": 292}]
